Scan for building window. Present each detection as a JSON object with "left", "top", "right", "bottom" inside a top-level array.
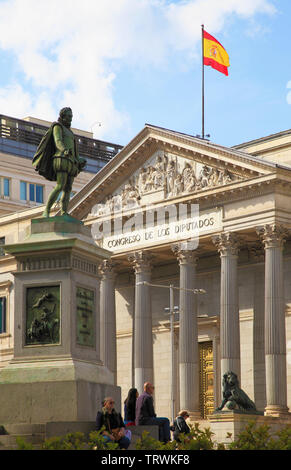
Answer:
[
  {"left": 0, "top": 297, "right": 6, "bottom": 334},
  {"left": 0, "top": 177, "right": 10, "bottom": 198},
  {"left": 20, "top": 181, "right": 43, "bottom": 203}
]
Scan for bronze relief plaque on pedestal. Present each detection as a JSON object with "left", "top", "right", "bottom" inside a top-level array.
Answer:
[
  {"left": 76, "top": 287, "right": 95, "bottom": 347},
  {"left": 26, "top": 285, "right": 60, "bottom": 345}
]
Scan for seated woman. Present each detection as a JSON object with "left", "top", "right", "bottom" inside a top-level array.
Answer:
[
  {"left": 124, "top": 388, "right": 139, "bottom": 426},
  {"left": 96, "top": 397, "right": 131, "bottom": 449},
  {"left": 173, "top": 410, "right": 191, "bottom": 443}
]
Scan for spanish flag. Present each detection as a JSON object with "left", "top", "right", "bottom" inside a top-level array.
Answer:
[{"left": 203, "top": 30, "right": 229, "bottom": 76}]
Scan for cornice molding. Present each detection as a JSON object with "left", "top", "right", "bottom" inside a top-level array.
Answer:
[{"left": 69, "top": 127, "right": 288, "bottom": 220}]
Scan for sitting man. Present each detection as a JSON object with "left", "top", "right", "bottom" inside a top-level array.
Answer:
[
  {"left": 135, "top": 382, "right": 171, "bottom": 443},
  {"left": 96, "top": 397, "right": 131, "bottom": 449}
]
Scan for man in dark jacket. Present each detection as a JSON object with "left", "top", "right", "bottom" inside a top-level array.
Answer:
[
  {"left": 135, "top": 382, "right": 171, "bottom": 443},
  {"left": 173, "top": 410, "right": 191, "bottom": 442}
]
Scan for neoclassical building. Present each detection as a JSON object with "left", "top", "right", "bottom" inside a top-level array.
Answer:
[{"left": 1, "top": 123, "right": 291, "bottom": 423}]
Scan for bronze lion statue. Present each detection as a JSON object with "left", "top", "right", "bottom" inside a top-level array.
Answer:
[{"left": 216, "top": 371, "right": 256, "bottom": 412}]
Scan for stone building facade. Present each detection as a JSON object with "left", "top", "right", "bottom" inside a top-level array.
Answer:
[{"left": 1, "top": 123, "right": 291, "bottom": 424}]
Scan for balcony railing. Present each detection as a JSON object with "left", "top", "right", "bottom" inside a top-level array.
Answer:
[{"left": 0, "top": 114, "right": 122, "bottom": 163}]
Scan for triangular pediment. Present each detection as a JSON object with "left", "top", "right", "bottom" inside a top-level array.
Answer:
[
  {"left": 68, "top": 124, "right": 287, "bottom": 220},
  {"left": 88, "top": 150, "right": 246, "bottom": 218}
]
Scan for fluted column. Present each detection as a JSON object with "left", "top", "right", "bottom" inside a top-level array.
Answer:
[
  {"left": 212, "top": 232, "right": 241, "bottom": 381},
  {"left": 172, "top": 244, "right": 200, "bottom": 418},
  {"left": 99, "top": 259, "right": 117, "bottom": 384},
  {"left": 256, "top": 224, "right": 289, "bottom": 416},
  {"left": 128, "top": 251, "right": 153, "bottom": 394}
]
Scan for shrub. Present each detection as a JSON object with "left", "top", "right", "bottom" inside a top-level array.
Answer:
[
  {"left": 176, "top": 423, "right": 215, "bottom": 450},
  {"left": 135, "top": 431, "right": 176, "bottom": 450},
  {"left": 88, "top": 430, "right": 119, "bottom": 450},
  {"left": 229, "top": 421, "right": 291, "bottom": 450},
  {"left": 42, "top": 432, "right": 88, "bottom": 450},
  {"left": 135, "top": 423, "right": 217, "bottom": 450},
  {"left": 15, "top": 436, "right": 34, "bottom": 450},
  {"left": 270, "top": 425, "right": 291, "bottom": 450}
]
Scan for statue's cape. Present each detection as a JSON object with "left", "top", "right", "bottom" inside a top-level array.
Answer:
[
  {"left": 32, "top": 121, "right": 80, "bottom": 182},
  {"left": 32, "top": 122, "right": 60, "bottom": 182}
]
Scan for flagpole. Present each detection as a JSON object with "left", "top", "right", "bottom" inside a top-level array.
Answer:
[{"left": 201, "top": 24, "right": 205, "bottom": 140}]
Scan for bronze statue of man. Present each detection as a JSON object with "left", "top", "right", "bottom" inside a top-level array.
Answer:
[{"left": 32, "top": 107, "right": 86, "bottom": 217}]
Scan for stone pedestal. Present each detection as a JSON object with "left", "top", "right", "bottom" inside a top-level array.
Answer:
[
  {"left": 0, "top": 215, "right": 121, "bottom": 424},
  {"left": 209, "top": 410, "right": 291, "bottom": 446}
]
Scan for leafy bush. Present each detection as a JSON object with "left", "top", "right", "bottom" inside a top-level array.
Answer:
[
  {"left": 15, "top": 436, "right": 34, "bottom": 450},
  {"left": 135, "top": 423, "right": 217, "bottom": 450},
  {"left": 88, "top": 430, "right": 119, "bottom": 450},
  {"left": 269, "top": 425, "right": 291, "bottom": 450},
  {"left": 229, "top": 421, "right": 291, "bottom": 450},
  {"left": 42, "top": 432, "right": 88, "bottom": 450},
  {"left": 135, "top": 431, "right": 176, "bottom": 450},
  {"left": 178, "top": 423, "right": 215, "bottom": 450},
  {"left": 10, "top": 421, "right": 291, "bottom": 451}
]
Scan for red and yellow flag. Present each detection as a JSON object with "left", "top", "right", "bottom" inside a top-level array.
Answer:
[{"left": 203, "top": 30, "right": 229, "bottom": 76}]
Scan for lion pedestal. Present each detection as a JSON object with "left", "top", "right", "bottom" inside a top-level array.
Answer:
[{"left": 208, "top": 410, "right": 291, "bottom": 446}]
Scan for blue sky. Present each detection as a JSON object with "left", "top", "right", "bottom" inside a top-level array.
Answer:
[{"left": 0, "top": 0, "right": 289, "bottom": 148}]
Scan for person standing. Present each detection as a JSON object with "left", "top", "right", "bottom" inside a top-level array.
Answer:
[{"left": 135, "top": 382, "right": 171, "bottom": 443}]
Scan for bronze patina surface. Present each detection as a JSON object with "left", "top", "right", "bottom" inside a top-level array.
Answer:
[
  {"left": 26, "top": 285, "right": 60, "bottom": 345},
  {"left": 32, "top": 107, "right": 86, "bottom": 217}
]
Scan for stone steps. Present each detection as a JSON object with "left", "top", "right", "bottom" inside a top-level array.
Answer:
[{"left": 0, "top": 423, "right": 45, "bottom": 450}]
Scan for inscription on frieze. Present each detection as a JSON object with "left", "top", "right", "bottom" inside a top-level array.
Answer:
[
  {"left": 76, "top": 286, "right": 95, "bottom": 347},
  {"left": 26, "top": 285, "right": 60, "bottom": 345}
]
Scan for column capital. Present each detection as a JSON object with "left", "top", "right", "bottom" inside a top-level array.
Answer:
[
  {"left": 128, "top": 250, "right": 152, "bottom": 274},
  {"left": 99, "top": 259, "right": 117, "bottom": 280},
  {"left": 171, "top": 243, "right": 198, "bottom": 266},
  {"left": 256, "top": 224, "right": 289, "bottom": 249},
  {"left": 212, "top": 232, "right": 241, "bottom": 256}
]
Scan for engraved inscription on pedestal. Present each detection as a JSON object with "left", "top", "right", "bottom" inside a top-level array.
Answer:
[
  {"left": 26, "top": 285, "right": 60, "bottom": 345},
  {"left": 76, "top": 287, "right": 95, "bottom": 348}
]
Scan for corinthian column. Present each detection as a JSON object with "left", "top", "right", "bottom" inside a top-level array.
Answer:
[
  {"left": 128, "top": 251, "right": 153, "bottom": 394},
  {"left": 172, "top": 244, "right": 200, "bottom": 418},
  {"left": 256, "top": 224, "right": 289, "bottom": 417},
  {"left": 212, "top": 232, "right": 241, "bottom": 380},
  {"left": 99, "top": 259, "right": 117, "bottom": 384}
]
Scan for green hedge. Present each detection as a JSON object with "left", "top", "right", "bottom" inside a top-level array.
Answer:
[{"left": 4, "top": 421, "right": 291, "bottom": 450}]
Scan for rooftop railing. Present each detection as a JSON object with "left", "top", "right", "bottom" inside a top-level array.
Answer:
[{"left": 0, "top": 114, "right": 122, "bottom": 163}]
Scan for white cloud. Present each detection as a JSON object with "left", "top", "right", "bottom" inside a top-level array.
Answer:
[{"left": 0, "top": 0, "right": 276, "bottom": 141}]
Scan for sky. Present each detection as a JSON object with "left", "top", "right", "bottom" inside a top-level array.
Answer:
[{"left": 0, "top": 0, "right": 290, "bottom": 148}]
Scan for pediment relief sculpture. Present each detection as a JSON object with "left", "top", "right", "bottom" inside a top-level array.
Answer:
[{"left": 91, "top": 152, "right": 243, "bottom": 217}]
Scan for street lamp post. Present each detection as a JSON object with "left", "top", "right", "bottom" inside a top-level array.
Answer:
[{"left": 136, "top": 280, "right": 206, "bottom": 423}]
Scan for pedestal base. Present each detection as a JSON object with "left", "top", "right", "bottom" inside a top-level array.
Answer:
[
  {"left": 0, "top": 379, "right": 120, "bottom": 424},
  {"left": 209, "top": 410, "right": 291, "bottom": 446},
  {"left": 1, "top": 215, "right": 117, "bottom": 426},
  {"left": 264, "top": 405, "right": 290, "bottom": 418}
]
